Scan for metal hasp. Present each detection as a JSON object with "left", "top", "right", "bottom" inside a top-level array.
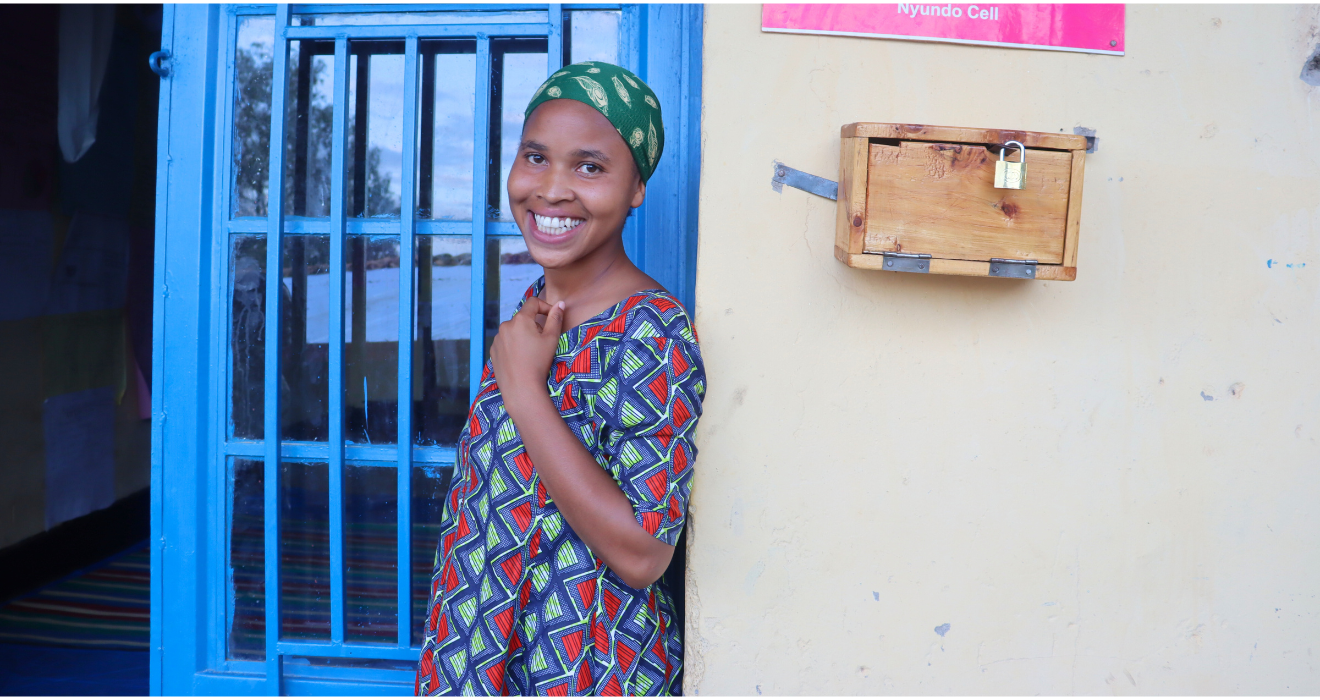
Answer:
[
  {"left": 772, "top": 161, "right": 838, "bottom": 200},
  {"left": 882, "top": 252, "right": 932, "bottom": 273},
  {"left": 989, "top": 258, "right": 1038, "bottom": 279}
]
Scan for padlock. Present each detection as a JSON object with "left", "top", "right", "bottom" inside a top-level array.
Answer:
[{"left": 994, "top": 140, "right": 1027, "bottom": 189}]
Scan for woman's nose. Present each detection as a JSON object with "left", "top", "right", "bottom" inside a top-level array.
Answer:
[{"left": 539, "top": 165, "right": 574, "bottom": 203}]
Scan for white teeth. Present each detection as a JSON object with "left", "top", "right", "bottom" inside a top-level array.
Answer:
[{"left": 533, "top": 213, "right": 584, "bottom": 236}]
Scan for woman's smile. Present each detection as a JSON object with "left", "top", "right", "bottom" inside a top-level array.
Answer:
[{"left": 529, "top": 211, "right": 586, "bottom": 242}]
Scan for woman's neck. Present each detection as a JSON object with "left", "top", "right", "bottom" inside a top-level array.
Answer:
[{"left": 539, "top": 236, "right": 660, "bottom": 329}]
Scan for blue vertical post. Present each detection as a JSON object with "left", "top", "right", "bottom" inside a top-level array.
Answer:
[
  {"left": 618, "top": 5, "right": 643, "bottom": 266},
  {"left": 149, "top": 6, "right": 176, "bottom": 694},
  {"left": 263, "top": 4, "right": 291, "bottom": 694},
  {"left": 469, "top": 37, "right": 492, "bottom": 403},
  {"left": 396, "top": 34, "right": 420, "bottom": 649},
  {"left": 677, "top": 5, "right": 703, "bottom": 313},
  {"left": 548, "top": 5, "right": 563, "bottom": 73},
  {"left": 327, "top": 35, "right": 350, "bottom": 646}
]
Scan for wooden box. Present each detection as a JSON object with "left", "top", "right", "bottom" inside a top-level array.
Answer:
[{"left": 834, "top": 123, "right": 1088, "bottom": 280}]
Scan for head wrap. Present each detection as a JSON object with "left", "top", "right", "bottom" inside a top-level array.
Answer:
[{"left": 524, "top": 61, "right": 664, "bottom": 183}]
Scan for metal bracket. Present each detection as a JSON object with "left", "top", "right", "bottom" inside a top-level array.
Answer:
[
  {"left": 989, "top": 258, "right": 1038, "bottom": 279},
  {"left": 882, "top": 252, "right": 931, "bottom": 273},
  {"left": 772, "top": 161, "right": 838, "bottom": 201},
  {"left": 1072, "top": 126, "right": 1098, "bottom": 154}
]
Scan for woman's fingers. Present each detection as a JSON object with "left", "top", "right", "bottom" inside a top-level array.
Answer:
[
  {"left": 514, "top": 297, "right": 565, "bottom": 336},
  {"left": 517, "top": 297, "right": 553, "bottom": 321},
  {"left": 542, "top": 301, "right": 566, "bottom": 338}
]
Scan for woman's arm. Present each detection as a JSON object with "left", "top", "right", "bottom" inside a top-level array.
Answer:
[{"left": 490, "top": 298, "right": 674, "bottom": 590}]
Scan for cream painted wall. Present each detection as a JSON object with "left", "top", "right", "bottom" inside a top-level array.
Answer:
[{"left": 686, "top": 4, "right": 1320, "bottom": 694}]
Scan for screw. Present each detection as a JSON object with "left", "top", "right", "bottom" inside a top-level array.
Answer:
[
  {"left": 1110, "top": 39, "right": 1117, "bottom": 47},
  {"left": 991, "top": 267, "right": 999, "bottom": 274},
  {"left": 777, "top": 169, "right": 786, "bottom": 178},
  {"left": 886, "top": 260, "right": 893, "bottom": 267},
  {"left": 919, "top": 263, "right": 926, "bottom": 270}
]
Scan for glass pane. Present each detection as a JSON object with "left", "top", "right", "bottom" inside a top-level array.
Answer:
[
  {"left": 284, "top": 40, "right": 337, "bottom": 217},
  {"left": 411, "top": 463, "right": 453, "bottom": 647},
  {"left": 232, "top": 15, "right": 275, "bottom": 218},
  {"left": 497, "top": 51, "right": 547, "bottom": 222},
  {"left": 481, "top": 236, "right": 543, "bottom": 360},
  {"left": 421, "top": 51, "right": 475, "bottom": 221},
  {"left": 346, "top": 236, "right": 400, "bottom": 445},
  {"left": 569, "top": 11, "right": 621, "bottom": 65},
  {"left": 231, "top": 235, "right": 334, "bottom": 442},
  {"left": 300, "top": 10, "right": 547, "bottom": 26},
  {"left": 345, "top": 464, "right": 397, "bottom": 643},
  {"left": 229, "top": 457, "right": 264, "bottom": 660},
  {"left": 414, "top": 236, "right": 470, "bottom": 447},
  {"left": 231, "top": 235, "right": 266, "bottom": 440},
  {"left": 498, "top": 236, "right": 542, "bottom": 323},
  {"left": 281, "top": 236, "right": 331, "bottom": 441},
  {"left": 348, "top": 45, "right": 405, "bottom": 219},
  {"left": 280, "top": 461, "right": 330, "bottom": 640}
]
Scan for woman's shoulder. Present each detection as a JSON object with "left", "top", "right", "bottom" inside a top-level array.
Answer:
[{"left": 604, "top": 288, "right": 701, "bottom": 349}]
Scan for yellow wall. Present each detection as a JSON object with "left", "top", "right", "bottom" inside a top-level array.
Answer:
[{"left": 687, "top": 4, "right": 1320, "bottom": 693}]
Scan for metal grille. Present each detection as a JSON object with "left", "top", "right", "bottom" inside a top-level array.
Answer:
[{"left": 218, "top": 4, "right": 621, "bottom": 690}]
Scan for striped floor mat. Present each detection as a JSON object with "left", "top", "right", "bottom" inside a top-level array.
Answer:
[{"left": 0, "top": 544, "right": 149, "bottom": 651}]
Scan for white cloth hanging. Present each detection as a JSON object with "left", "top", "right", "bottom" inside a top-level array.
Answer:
[{"left": 58, "top": 5, "right": 116, "bottom": 163}]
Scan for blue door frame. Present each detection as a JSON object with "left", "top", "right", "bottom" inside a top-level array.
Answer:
[{"left": 149, "top": 4, "right": 702, "bottom": 694}]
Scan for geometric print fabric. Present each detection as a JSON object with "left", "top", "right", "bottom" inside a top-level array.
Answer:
[{"left": 417, "top": 279, "right": 706, "bottom": 696}]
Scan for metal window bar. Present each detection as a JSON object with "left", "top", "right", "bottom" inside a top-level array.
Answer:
[
  {"left": 395, "top": 34, "right": 421, "bottom": 649},
  {"left": 327, "top": 35, "right": 350, "bottom": 647},
  {"left": 286, "top": 23, "right": 548, "bottom": 40},
  {"left": 263, "top": 6, "right": 292, "bottom": 692},
  {"left": 548, "top": 4, "right": 564, "bottom": 76},
  {"left": 226, "top": 439, "right": 457, "bottom": 463},
  {"left": 223, "top": 218, "right": 523, "bottom": 235},
  {"left": 468, "top": 36, "right": 491, "bottom": 402}
]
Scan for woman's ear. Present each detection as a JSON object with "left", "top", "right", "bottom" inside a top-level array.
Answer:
[{"left": 630, "top": 179, "right": 647, "bottom": 209}]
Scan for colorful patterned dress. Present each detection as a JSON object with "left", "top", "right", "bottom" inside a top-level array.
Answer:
[{"left": 417, "top": 279, "right": 705, "bottom": 696}]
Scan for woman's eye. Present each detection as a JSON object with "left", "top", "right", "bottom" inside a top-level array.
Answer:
[
  {"left": 578, "top": 163, "right": 601, "bottom": 175},
  {"left": 526, "top": 153, "right": 545, "bottom": 165}
]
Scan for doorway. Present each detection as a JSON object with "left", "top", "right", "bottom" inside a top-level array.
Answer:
[{"left": 151, "top": 4, "right": 701, "bottom": 694}]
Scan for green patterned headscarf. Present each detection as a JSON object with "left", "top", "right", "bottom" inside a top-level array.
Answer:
[{"left": 524, "top": 61, "right": 664, "bottom": 183}]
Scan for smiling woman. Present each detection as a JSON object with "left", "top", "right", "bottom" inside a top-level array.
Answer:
[{"left": 415, "top": 62, "right": 704, "bottom": 697}]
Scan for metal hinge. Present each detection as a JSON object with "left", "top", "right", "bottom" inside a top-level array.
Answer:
[
  {"left": 882, "top": 252, "right": 931, "bottom": 273},
  {"left": 771, "top": 161, "right": 838, "bottom": 201},
  {"left": 989, "top": 258, "right": 1038, "bottom": 279}
]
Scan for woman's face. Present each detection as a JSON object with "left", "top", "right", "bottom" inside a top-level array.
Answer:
[{"left": 507, "top": 99, "right": 645, "bottom": 270}]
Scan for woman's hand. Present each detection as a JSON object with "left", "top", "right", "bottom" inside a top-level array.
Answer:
[{"left": 489, "top": 297, "right": 566, "bottom": 403}]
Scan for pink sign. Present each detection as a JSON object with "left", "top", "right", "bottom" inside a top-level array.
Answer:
[{"left": 762, "top": 4, "right": 1125, "bottom": 55}]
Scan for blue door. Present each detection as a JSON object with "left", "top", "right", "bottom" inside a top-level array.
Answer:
[{"left": 149, "top": 4, "right": 701, "bottom": 694}]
